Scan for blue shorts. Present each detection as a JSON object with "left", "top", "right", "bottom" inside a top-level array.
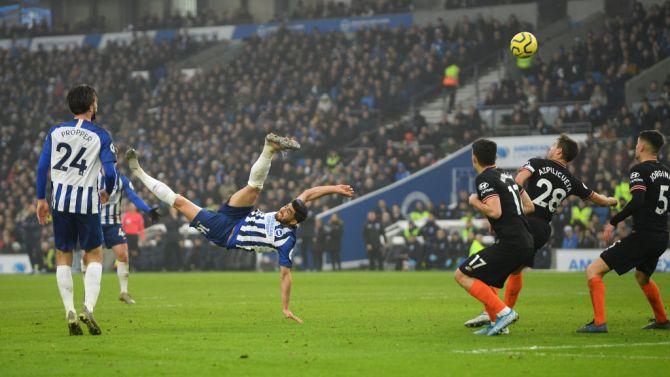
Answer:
[
  {"left": 102, "top": 224, "right": 127, "bottom": 249},
  {"left": 52, "top": 211, "right": 103, "bottom": 252},
  {"left": 189, "top": 203, "right": 253, "bottom": 247}
]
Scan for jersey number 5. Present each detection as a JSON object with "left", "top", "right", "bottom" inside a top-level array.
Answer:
[
  {"left": 656, "top": 185, "right": 670, "bottom": 215},
  {"left": 53, "top": 143, "right": 88, "bottom": 176}
]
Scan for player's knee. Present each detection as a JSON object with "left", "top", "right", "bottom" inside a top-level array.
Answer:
[
  {"left": 116, "top": 251, "right": 129, "bottom": 263},
  {"left": 173, "top": 195, "right": 186, "bottom": 208},
  {"left": 585, "top": 264, "right": 597, "bottom": 279},
  {"left": 86, "top": 247, "right": 103, "bottom": 262},
  {"left": 454, "top": 269, "right": 465, "bottom": 284},
  {"left": 635, "top": 270, "right": 650, "bottom": 286},
  {"left": 586, "top": 258, "right": 606, "bottom": 279}
]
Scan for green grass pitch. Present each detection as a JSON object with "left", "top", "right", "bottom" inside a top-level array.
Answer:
[{"left": 1, "top": 271, "right": 669, "bottom": 376}]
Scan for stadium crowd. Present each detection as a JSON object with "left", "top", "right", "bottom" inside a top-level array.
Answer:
[
  {"left": 442, "top": 0, "right": 532, "bottom": 9},
  {"left": 287, "top": 0, "right": 412, "bottom": 21},
  {"left": 1, "top": 13, "right": 527, "bottom": 270},
  {"left": 0, "top": 1, "right": 415, "bottom": 39},
  {"left": 0, "top": 8, "right": 254, "bottom": 39},
  {"left": 485, "top": 1, "right": 670, "bottom": 108},
  {"left": 1, "top": 3, "right": 666, "bottom": 272}
]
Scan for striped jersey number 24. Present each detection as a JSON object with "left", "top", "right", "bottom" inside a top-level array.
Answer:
[{"left": 53, "top": 143, "right": 88, "bottom": 176}]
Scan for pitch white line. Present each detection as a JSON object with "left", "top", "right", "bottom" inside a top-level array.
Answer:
[
  {"left": 453, "top": 341, "right": 670, "bottom": 354},
  {"left": 531, "top": 352, "right": 670, "bottom": 361}
]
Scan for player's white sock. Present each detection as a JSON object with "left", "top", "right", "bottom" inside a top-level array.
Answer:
[
  {"left": 117, "top": 261, "right": 129, "bottom": 294},
  {"left": 247, "top": 143, "right": 275, "bottom": 189},
  {"left": 80, "top": 257, "right": 87, "bottom": 273},
  {"left": 133, "top": 167, "right": 178, "bottom": 206},
  {"left": 84, "top": 262, "right": 102, "bottom": 312},
  {"left": 497, "top": 307, "right": 512, "bottom": 317},
  {"left": 56, "top": 265, "right": 75, "bottom": 317}
]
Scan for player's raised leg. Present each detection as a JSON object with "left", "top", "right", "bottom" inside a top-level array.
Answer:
[
  {"left": 635, "top": 270, "right": 670, "bottom": 330},
  {"left": 228, "top": 133, "right": 301, "bottom": 207}
]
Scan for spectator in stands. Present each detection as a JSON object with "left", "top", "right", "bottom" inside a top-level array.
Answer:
[
  {"left": 363, "top": 211, "right": 386, "bottom": 270},
  {"left": 446, "top": 231, "right": 466, "bottom": 270},
  {"left": 328, "top": 214, "right": 344, "bottom": 271},
  {"left": 467, "top": 232, "right": 484, "bottom": 256},
  {"left": 298, "top": 216, "right": 316, "bottom": 270},
  {"left": 410, "top": 202, "right": 431, "bottom": 223},
  {"left": 571, "top": 200, "right": 593, "bottom": 227},
  {"left": 426, "top": 228, "right": 448, "bottom": 270},
  {"left": 41, "top": 241, "right": 56, "bottom": 273},
  {"left": 404, "top": 221, "right": 421, "bottom": 241},
  {"left": 406, "top": 235, "right": 424, "bottom": 270},
  {"left": 562, "top": 225, "right": 579, "bottom": 249},
  {"left": 162, "top": 208, "right": 183, "bottom": 271},
  {"left": 313, "top": 218, "right": 327, "bottom": 272},
  {"left": 420, "top": 214, "right": 440, "bottom": 243},
  {"left": 436, "top": 201, "right": 449, "bottom": 219}
]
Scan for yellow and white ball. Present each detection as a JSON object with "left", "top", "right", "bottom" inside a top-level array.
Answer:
[{"left": 510, "top": 32, "right": 538, "bottom": 58}]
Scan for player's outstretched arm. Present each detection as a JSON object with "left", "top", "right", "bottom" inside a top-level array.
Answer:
[
  {"left": 297, "top": 184, "right": 355, "bottom": 204},
  {"left": 469, "top": 194, "right": 502, "bottom": 219},
  {"left": 587, "top": 191, "right": 618, "bottom": 207},
  {"left": 280, "top": 266, "right": 303, "bottom": 324}
]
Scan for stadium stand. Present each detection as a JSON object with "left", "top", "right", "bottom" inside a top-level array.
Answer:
[
  {"left": 286, "top": 0, "right": 412, "bottom": 21},
  {"left": 0, "top": 1, "right": 414, "bottom": 39},
  {"left": 2, "top": 2, "right": 668, "bottom": 272},
  {"left": 486, "top": 2, "right": 670, "bottom": 108}
]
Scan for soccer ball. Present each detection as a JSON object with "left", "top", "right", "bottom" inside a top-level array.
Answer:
[{"left": 510, "top": 32, "right": 538, "bottom": 58}]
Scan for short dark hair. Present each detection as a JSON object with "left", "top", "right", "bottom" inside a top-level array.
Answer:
[
  {"left": 556, "top": 134, "right": 579, "bottom": 162},
  {"left": 291, "top": 199, "right": 308, "bottom": 223},
  {"left": 472, "top": 138, "right": 497, "bottom": 166},
  {"left": 639, "top": 130, "right": 665, "bottom": 153},
  {"left": 67, "top": 85, "right": 97, "bottom": 115}
]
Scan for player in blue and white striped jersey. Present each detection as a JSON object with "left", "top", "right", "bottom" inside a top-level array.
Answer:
[
  {"left": 126, "top": 133, "right": 355, "bottom": 324},
  {"left": 81, "top": 171, "right": 159, "bottom": 304},
  {"left": 35, "top": 85, "right": 116, "bottom": 336}
]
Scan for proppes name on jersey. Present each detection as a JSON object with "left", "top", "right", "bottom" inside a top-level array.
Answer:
[
  {"left": 537, "top": 166, "right": 572, "bottom": 191},
  {"left": 60, "top": 128, "right": 93, "bottom": 142}
]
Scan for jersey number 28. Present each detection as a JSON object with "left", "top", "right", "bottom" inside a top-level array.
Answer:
[{"left": 532, "top": 178, "right": 567, "bottom": 213}]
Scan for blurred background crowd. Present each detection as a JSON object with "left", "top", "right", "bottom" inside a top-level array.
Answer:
[{"left": 1, "top": 0, "right": 668, "bottom": 272}]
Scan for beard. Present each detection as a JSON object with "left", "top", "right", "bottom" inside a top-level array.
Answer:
[{"left": 91, "top": 111, "right": 96, "bottom": 121}]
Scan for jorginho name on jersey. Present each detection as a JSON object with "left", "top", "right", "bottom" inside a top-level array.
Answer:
[
  {"left": 628, "top": 160, "right": 670, "bottom": 233},
  {"left": 99, "top": 173, "right": 152, "bottom": 225},
  {"left": 42, "top": 119, "right": 116, "bottom": 214},
  {"left": 227, "top": 210, "right": 297, "bottom": 268},
  {"left": 520, "top": 158, "right": 593, "bottom": 222}
]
